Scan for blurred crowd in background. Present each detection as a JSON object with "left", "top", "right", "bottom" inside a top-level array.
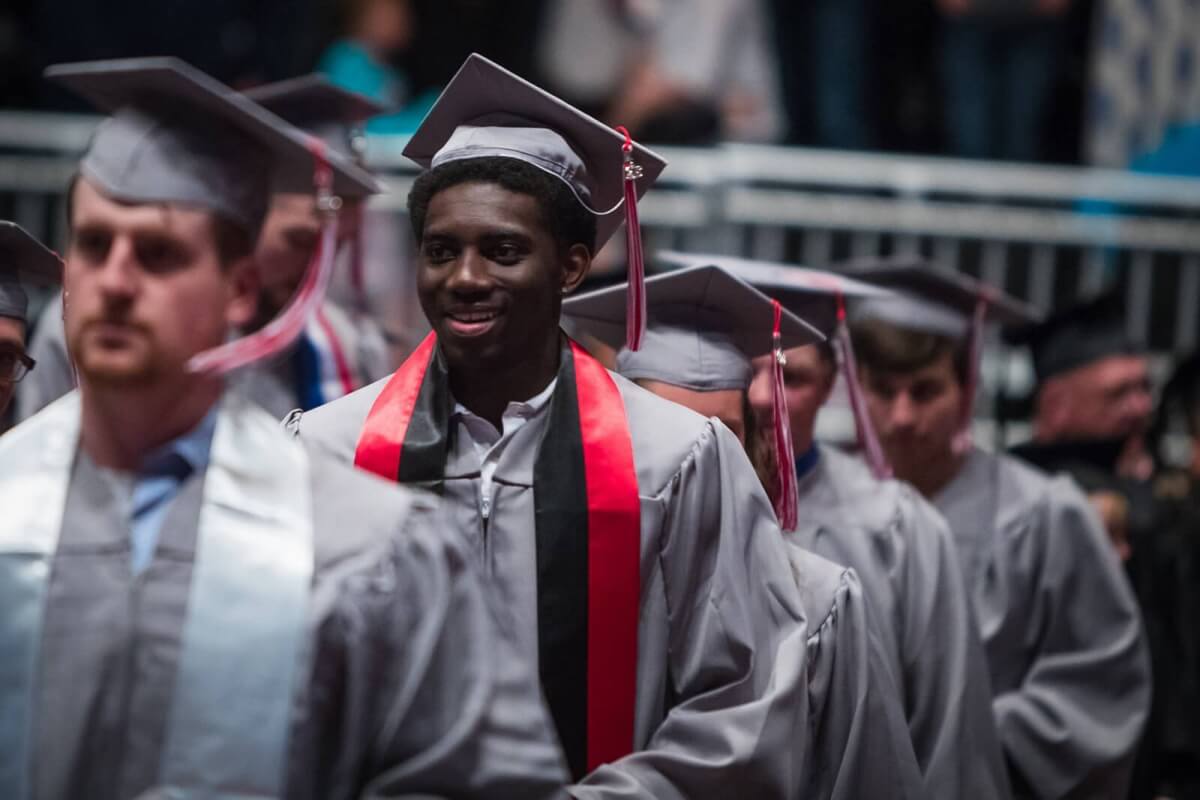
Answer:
[{"left": 1, "top": 0, "right": 1199, "bottom": 171}]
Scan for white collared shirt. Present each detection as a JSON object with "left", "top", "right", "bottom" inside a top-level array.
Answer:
[{"left": 452, "top": 378, "right": 558, "bottom": 519}]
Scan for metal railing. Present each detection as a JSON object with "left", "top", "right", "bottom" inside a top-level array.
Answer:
[{"left": 4, "top": 111, "right": 1200, "bottom": 358}]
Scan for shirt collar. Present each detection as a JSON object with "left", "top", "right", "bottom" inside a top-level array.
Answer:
[
  {"left": 138, "top": 402, "right": 219, "bottom": 476},
  {"left": 795, "top": 444, "right": 821, "bottom": 480},
  {"left": 452, "top": 377, "right": 558, "bottom": 421}
]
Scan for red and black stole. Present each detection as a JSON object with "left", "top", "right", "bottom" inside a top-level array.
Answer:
[{"left": 354, "top": 332, "right": 641, "bottom": 778}]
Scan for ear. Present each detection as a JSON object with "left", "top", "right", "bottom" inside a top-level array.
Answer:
[
  {"left": 224, "top": 255, "right": 261, "bottom": 331},
  {"left": 560, "top": 243, "right": 592, "bottom": 296}
]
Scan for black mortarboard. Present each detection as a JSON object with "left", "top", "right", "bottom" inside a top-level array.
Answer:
[{"left": 1006, "top": 289, "right": 1144, "bottom": 382}]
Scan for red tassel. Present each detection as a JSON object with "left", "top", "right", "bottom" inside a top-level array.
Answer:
[
  {"left": 615, "top": 125, "right": 646, "bottom": 352},
  {"left": 952, "top": 295, "right": 990, "bottom": 455},
  {"left": 834, "top": 292, "right": 892, "bottom": 480},
  {"left": 770, "top": 299, "right": 799, "bottom": 531},
  {"left": 188, "top": 138, "right": 340, "bottom": 376}
]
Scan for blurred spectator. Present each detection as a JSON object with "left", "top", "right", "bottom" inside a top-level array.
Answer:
[
  {"left": 540, "top": 0, "right": 783, "bottom": 145},
  {"left": 616, "top": 0, "right": 785, "bottom": 143},
  {"left": 537, "top": 0, "right": 640, "bottom": 119},
  {"left": 317, "top": 0, "right": 438, "bottom": 133},
  {"left": 768, "top": 0, "right": 874, "bottom": 149},
  {"left": 1085, "top": 0, "right": 1200, "bottom": 166},
  {"left": 936, "top": 0, "right": 1072, "bottom": 161}
]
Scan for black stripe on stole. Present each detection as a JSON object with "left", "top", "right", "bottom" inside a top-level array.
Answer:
[
  {"left": 533, "top": 345, "right": 590, "bottom": 779},
  {"left": 398, "top": 346, "right": 451, "bottom": 489}
]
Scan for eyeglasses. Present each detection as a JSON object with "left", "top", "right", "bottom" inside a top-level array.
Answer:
[{"left": 0, "top": 350, "right": 35, "bottom": 383}]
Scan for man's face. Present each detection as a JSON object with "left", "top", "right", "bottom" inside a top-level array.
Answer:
[
  {"left": 254, "top": 193, "right": 321, "bottom": 313},
  {"left": 1043, "top": 355, "right": 1152, "bottom": 441},
  {"left": 639, "top": 381, "right": 747, "bottom": 444},
  {"left": 0, "top": 316, "right": 27, "bottom": 416},
  {"left": 65, "top": 178, "right": 257, "bottom": 387},
  {"left": 748, "top": 345, "right": 836, "bottom": 453},
  {"left": 416, "top": 181, "right": 587, "bottom": 375},
  {"left": 253, "top": 194, "right": 362, "bottom": 315},
  {"left": 861, "top": 351, "right": 964, "bottom": 484}
]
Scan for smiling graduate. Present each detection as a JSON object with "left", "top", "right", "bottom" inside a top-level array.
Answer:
[{"left": 293, "top": 53, "right": 812, "bottom": 799}]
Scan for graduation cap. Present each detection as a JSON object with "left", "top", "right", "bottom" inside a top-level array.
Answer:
[
  {"left": 660, "top": 251, "right": 896, "bottom": 479},
  {"left": 1005, "top": 289, "right": 1143, "bottom": 383},
  {"left": 563, "top": 263, "right": 823, "bottom": 530},
  {"left": 656, "top": 250, "right": 891, "bottom": 336},
  {"left": 46, "top": 57, "right": 380, "bottom": 234},
  {"left": 847, "top": 259, "right": 1042, "bottom": 336},
  {"left": 847, "top": 258, "right": 1043, "bottom": 454},
  {"left": 0, "top": 222, "right": 63, "bottom": 324},
  {"left": 404, "top": 52, "right": 668, "bottom": 351},
  {"left": 244, "top": 74, "right": 388, "bottom": 163},
  {"left": 46, "top": 57, "right": 383, "bottom": 375}
]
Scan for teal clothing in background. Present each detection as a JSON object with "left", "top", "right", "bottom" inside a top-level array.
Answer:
[
  {"left": 1130, "top": 122, "right": 1200, "bottom": 178},
  {"left": 317, "top": 40, "right": 439, "bottom": 135}
]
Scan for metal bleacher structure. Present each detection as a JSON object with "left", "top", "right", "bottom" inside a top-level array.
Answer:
[{"left": 3, "top": 112, "right": 1200, "bottom": 442}]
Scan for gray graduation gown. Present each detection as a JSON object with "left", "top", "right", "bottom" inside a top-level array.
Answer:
[
  {"left": 296, "top": 369, "right": 812, "bottom": 799},
  {"left": 785, "top": 544, "right": 926, "bottom": 799},
  {"left": 15, "top": 292, "right": 391, "bottom": 422},
  {"left": 792, "top": 446, "right": 1010, "bottom": 799},
  {"left": 17, "top": 397, "right": 568, "bottom": 800},
  {"left": 934, "top": 447, "right": 1152, "bottom": 800}
]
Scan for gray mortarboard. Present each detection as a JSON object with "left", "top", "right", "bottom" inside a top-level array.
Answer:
[
  {"left": 45, "top": 57, "right": 381, "bottom": 236},
  {"left": 846, "top": 259, "right": 1042, "bottom": 336},
  {"left": 244, "top": 75, "right": 388, "bottom": 163},
  {"left": 403, "top": 53, "right": 667, "bottom": 254},
  {"left": 656, "top": 250, "right": 892, "bottom": 336},
  {"left": 563, "top": 263, "right": 822, "bottom": 391},
  {"left": 656, "top": 252, "right": 898, "bottom": 478},
  {"left": 0, "top": 222, "right": 62, "bottom": 323},
  {"left": 1004, "top": 289, "right": 1142, "bottom": 382}
]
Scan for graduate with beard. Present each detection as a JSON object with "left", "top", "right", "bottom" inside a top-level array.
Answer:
[
  {"left": 16, "top": 76, "right": 394, "bottom": 423},
  {"left": 849, "top": 261, "right": 1152, "bottom": 800},
  {"left": 0, "top": 57, "right": 567, "bottom": 800},
  {"left": 667, "top": 251, "right": 1012, "bottom": 799},
  {"left": 563, "top": 259, "right": 928, "bottom": 799}
]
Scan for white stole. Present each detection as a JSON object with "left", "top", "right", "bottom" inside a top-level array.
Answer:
[{"left": 0, "top": 391, "right": 314, "bottom": 799}]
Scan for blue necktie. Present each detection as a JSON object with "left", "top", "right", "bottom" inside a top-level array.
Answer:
[
  {"left": 293, "top": 332, "right": 325, "bottom": 412},
  {"left": 130, "top": 452, "right": 193, "bottom": 574}
]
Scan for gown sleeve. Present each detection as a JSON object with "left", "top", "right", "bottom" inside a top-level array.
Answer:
[
  {"left": 345, "top": 505, "right": 570, "bottom": 799},
  {"left": 995, "top": 476, "right": 1151, "bottom": 799},
  {"left": 571, "top": 422, "right": 809, "bottom": 799},
  {"left": 897, "top": 491, "right": 1012, "bottom": 799},
  {"left": 788, "top": 547, "right": 926, "bottom": 799}
]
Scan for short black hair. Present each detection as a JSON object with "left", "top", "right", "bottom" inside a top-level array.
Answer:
[{"left": 407, "top": 157, "right": 597, "bottom": 254}]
